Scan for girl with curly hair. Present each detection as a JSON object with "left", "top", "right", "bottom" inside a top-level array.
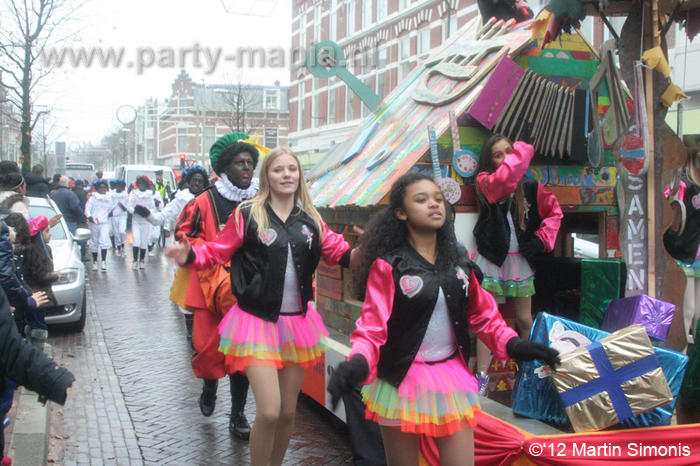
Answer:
[{"left": 327, "top": 172, "right": 559, "bottom": 466}]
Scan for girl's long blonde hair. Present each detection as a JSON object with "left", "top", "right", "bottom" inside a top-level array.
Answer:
[
  {"left": 686, "top": 146, "right": 700, "bottom": 187},
  {"left": 236, "top": 147, "right": 323, "bottom": 235}
]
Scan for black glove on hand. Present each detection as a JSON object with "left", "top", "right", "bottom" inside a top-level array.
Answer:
[
  {"left": 133, "top": 205, "right": 151, "bottom": 218},
  {"left": 519, "top": 236, "right": 544, "bottom": 261},
  {"left": 327, "top": 354, "right": 369, "bottom": 411},
  {"left": 507, "top": 337, "right": 561, "bottom": 368}
]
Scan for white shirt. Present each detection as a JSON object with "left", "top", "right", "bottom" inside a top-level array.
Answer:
[
  {"left": 128, "top": 189, "right": 156, "bottom": 223},
  {"left": 146, "top": 189, "right": 194, "bottom": 228},
  {"left": 110, "top": 190, "right": 129, "bottom": 217},
  {"left": 85, "top": 192, "right": 112, "bottom": 223}
]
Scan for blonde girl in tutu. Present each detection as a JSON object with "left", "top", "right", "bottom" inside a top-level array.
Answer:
[
  {"left": 166, "top": 147, "right": 355, "bottom": 466},
  {"left": 471, "top": 135, "right": 562, "bottom": 396},
  {"left": 327, "top": 172, "right": 559, "bottom": 465}
]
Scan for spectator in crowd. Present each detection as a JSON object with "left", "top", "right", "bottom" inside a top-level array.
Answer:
[
  {"left": 24, "top": 165, "right": 50, "bottom": 198},
  {"left": 51, "top": 177, "right": 83, "bottom": 235}
]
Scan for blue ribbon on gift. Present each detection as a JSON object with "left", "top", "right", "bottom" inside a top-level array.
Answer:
[{"left": 558, "top": 341, "right": 661, "bottom": 422}]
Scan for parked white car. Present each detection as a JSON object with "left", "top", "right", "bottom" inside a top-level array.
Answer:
[{"left": 28, "top": 197, "right": 91, "bottom": 331}]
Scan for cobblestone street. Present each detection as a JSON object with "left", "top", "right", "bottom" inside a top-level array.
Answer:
[{"left": 46, "top": 249, "right": 353, "bottom": 465}]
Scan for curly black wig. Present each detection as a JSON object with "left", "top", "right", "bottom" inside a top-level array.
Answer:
[
  {"left": 186, "top": 167, "right": 209, "bottom": 186},
  {"left": 215, "top": 141, "right": 259, "bottom": 176},
  {"left": 352, "top": 171, "right": 460, "bottom": 299}
]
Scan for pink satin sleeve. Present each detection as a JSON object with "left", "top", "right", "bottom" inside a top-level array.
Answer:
[
  {"left": 467, "top": 271, "right": 518, "bottom": 360},
  {"left": 477, "top": 141, "right": 535, "bottom": 204},
  {"left": 349, "top": 259, "right": 395, "bottom": 385},
  {"left": 188, "top": 209, "right": 245, "bottom": 270},
  {"left": 320, "top": 222, "right": 351, "bottom": 265},
  {"left": 664, "top": 180, "right": 687, "bottom": 201},
  {"left": 534, "top": 182, "right": 563, "bottom": 252}
]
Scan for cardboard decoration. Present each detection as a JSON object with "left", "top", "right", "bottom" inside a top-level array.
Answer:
[
  {"left": 466, "top": 56, "right": 525, "bottom": 130},
  {"left": 428, "top": 125, "right": 462, "bottom": 203}
]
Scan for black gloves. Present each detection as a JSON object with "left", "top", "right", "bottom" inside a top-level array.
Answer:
[
  {"left": 507, "top": 337, "right": 560, "bottom": 368},
  {"left": 519, "top": 236, "right": 544, "bottom": 261},
  {"left": 133, "top": 205, "right": 151, "bottom": 218},
  {"left": 327, "top": 354, "right": 369, "bottom": 411}
]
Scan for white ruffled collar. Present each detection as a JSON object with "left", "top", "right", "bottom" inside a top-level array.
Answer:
[{"left": 215, "top": 174, "right": 258, "bottom": 202}]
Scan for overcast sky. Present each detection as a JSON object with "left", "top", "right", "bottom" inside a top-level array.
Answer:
[{"left": 32, "top": 0, "right": 292, "bottom": 147}]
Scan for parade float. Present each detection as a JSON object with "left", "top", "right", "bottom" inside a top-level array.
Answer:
[{"left": 303, "top": 0, "right": 700, "bottom": 462}]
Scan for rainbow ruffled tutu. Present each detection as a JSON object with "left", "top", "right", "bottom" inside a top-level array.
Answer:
[
  {"left": 474, "top": 252, "right": 535, "bottom": 298},
  {"left": 361, "top": 353, "right": 481, "bottom": 437},
  {"left": 218, "top": 303, "right": 328, "bottom": 373}
]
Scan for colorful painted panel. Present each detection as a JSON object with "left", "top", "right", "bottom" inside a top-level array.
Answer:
[{"left": 308, "top": 18, "right": 533, "bottom": 208}]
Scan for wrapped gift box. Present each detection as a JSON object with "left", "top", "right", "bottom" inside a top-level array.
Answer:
[
  {"left": 579, "top": 259, "right": 626, "bottom": 329},
  {"left": 602, "top": 295, "right": 676, "bottom": 341},
  {"left": 550, "top": 325, "right": 673, "bottom": 432},
  {"left": 511, "top": 313, "right": 688, "bottom": 430}
]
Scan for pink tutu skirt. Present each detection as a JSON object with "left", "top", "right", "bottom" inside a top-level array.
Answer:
[
  {"left": 474, "top": 252, "right": 535, "bottom": 298},
  {"left": 218, "top": 303, "right": 329, "bottom": 373},
  {"left": 361, "top": 352, "right": 481, "bottom": 437}
]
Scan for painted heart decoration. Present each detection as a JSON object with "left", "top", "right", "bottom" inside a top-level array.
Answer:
[
  {"left": 693, "top": 194, "right": 700, "bottom": 210},
  {"left": 399, "top": 275, "right": 423, "bottom": 298},
  {"left": 259, "top": 229, "right": 277, "bottom": 246}
]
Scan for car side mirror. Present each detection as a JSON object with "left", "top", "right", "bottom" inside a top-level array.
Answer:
[{"left": 73, "top": 228, "right": 91, "bottom": 242}]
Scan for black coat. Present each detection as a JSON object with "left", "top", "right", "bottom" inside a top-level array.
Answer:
[
  {"left": 0, "top": 221, "right": 36, "bottom": 313},
  {"left": 24, "top": 173, "right": 50, "bottom": 198},
  {"left": 51, "top": 187, "right": 84, "bottom": 224},
  {"left": 0, "top": 284, "right": 74, "bottom": 403}
]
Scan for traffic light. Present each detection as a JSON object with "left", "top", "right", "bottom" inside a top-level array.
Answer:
[{"left": 179, "top": 154, "right": 186, "bottom": 169}]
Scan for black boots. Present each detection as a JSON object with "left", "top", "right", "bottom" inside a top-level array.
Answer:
[
  {"left": 229, "top": 373, "right": 251, "bottom": 440},
  {"left": 199, "top": 379, "right": 218, "bottom": 417}
]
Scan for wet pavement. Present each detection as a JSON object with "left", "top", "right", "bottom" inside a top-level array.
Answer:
[{"left": 47, "top": 247, "right": 354, "bottom": 465}]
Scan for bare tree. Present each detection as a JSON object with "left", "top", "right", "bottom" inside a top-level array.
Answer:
[
  {"left": 98, "top": 127, "right": 132, "bottom": 170},
  {"left": 210, "top": 73, "right": 266, "bottom": 135},
  {"left": 0, "top": 0, "right": 82, "bottom": 172}
]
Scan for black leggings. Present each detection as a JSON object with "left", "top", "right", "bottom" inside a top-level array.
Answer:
[{"left": 132, "top": 247, "right": 147, "bottom": 261}]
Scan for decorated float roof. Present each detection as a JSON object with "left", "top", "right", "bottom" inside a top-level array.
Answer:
[{"left": 308, "top": 17, "right": 535, "bottom": 208}]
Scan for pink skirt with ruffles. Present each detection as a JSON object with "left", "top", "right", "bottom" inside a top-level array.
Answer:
[
  {"left": 361, "top": 352, "right": 481, "bottom": 437},
  {"left": 218, "top": 303, "right": 329, "bottom": 373}
]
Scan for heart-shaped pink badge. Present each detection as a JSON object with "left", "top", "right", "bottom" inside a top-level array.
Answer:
[
  {"left": 259, "top": 229, "right": 277, "bottom": 246},
  {"left": 399, "top": 275, "right": 423, "bottom": 298}
]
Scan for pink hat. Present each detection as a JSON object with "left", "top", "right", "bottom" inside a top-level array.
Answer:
[{"left": 29, "top": 216, "right": 49, "bottom": 237}]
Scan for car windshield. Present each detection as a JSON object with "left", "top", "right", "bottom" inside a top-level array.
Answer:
[
  {"left": 127, "top": 170, "right": 176, "bottom": 188},
  {"left": 66, "top": 169, "right": 95, "bottom": 182},
  {"left": 27, "top": 205, "right": 68, "bottom": 240}
]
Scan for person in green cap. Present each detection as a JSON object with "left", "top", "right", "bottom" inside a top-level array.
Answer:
[{"left": 174, "top": 132, "right": 258, "bottom": 439}]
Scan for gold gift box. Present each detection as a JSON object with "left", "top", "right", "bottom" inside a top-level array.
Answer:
[{"left": 550, "top": 325, "right": 673, "bottom": 433}]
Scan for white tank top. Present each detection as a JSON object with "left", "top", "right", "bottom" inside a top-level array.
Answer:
[
  {"left": 280, "top": 246, "right": 303, "bottom": 314},
  {"left": 418, "top": 288, "right": 458, "bottom": 361}
]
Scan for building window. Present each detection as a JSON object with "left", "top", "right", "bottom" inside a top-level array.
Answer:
[
  {"left": 377, "top": 71, "right": 387, "bottom": 100},
  {"left": 443, "top": 15, "right": 458, "bottom": 41},
  {"left": 362, "top": 0, "right": 372, "bottom": 29},
  {"left": 399, "top": 36, "right": 412, "bottom": 80},
  {"left": 314, "top": 4, "right": 322, "bottom": 42},
  {"left": 377, "top": 0, "right": 387, "bottom": 21},
  {"left": 311, "top": 94, "right": 319, "bottom": 128},
  {"left": 330, "top": 10, "right": 337, "bottom": 41},
  {"left": 204, "top": 126, "right": 216, "bottom": 152},
  {"left": 346, "top": 0, "right": 355, "bottom": 37},
  {"left": 346, "top": 89, "right": 355, "bottom": 121},
  {"left": 265, "top": 128, "right": 278, "bottom": 148},
  {"left": 418, "top": 26, "right": 431, "bottom": 56},
  {"left": 376, "top": 45, "right": 388, "bottom": 69},
  {"left": 177, "top": 127, "right": 188, "bottom": 152},
  {"left": 264, "top": 89, "right": 280, "bottom": 109},
  {"left": 178, "top": 98, "right": 191, "bottom": 115},
  {"left": 300, "top": 13, "right": 307, "bottom": 47},
  {"left": 328, "top": 88, "right": 336, "bottom": 124},
  {"left": 297, "top": 82, "right": 304, "bottom": 131},
  {"left": 361, "top": 77, "right": 372, "bottom": 118},
  {"left": 401, "top": 0, "right": 410, "bottom": 10}
]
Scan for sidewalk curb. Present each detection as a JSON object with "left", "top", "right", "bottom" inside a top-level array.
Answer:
[{"left": 7, "top": 344, "right": 53, "bottom": 466}]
